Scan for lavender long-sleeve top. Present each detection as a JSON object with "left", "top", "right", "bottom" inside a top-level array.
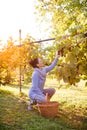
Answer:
[{"left": 29, "top": 57, "right": 58, "bottom": 99}]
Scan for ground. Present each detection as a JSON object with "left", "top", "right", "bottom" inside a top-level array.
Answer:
[{"left": 0, "top": 78, "right": 87, "bottom": 130}]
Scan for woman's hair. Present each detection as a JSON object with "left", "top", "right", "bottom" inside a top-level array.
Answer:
[{"left": 29, "top": 58, "right": 39, "bottom": 68}]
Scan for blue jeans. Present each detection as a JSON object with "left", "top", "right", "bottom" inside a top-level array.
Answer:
[{"left": 34, "top": 88, "right": 56, "bottom": 103}]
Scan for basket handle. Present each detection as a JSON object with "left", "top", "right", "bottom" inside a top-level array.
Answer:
[{"left": 46, "top": 93, "right": 49, "bottom": 102}]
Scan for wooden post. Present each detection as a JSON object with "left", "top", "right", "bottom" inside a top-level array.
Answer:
[{"left": 19, "top": 29, "right": 22, "bottom": 92}]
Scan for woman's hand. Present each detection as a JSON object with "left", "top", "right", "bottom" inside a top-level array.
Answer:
[{"left": 55, "top": 51, "right": 60, "bottom": 58}]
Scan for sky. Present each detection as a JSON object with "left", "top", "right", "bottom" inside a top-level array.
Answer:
[{"left": 0, "top": 0, "right": 51, "bottom": 47}]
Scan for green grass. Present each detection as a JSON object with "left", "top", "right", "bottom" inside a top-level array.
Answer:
[{"left": 0, "top": 78, "right": 87, "bottom": 130}]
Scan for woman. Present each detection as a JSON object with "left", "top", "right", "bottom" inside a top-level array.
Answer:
[{"left": 28, "top": 52, "right": 60, "bottom": 110}]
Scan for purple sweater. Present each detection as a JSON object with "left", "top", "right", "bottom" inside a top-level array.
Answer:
[{"left": 29, "top": 57, "right": 58, "bottom": 99}]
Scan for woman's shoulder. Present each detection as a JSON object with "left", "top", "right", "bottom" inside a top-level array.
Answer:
[{"left": 32, "top": 70, "right": 39, "bottom": 77}]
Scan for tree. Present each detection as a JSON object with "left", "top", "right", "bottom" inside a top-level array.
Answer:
[
  {"left": 0, "top": 34, "right": 41, "bottom": 86},
  {"left": 35, "top": 0, "right": 87, "bottom": 86}
]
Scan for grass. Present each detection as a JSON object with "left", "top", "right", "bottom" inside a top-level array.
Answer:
[{"left": 0, "top": 78, "right": 87, "bottom": 130}]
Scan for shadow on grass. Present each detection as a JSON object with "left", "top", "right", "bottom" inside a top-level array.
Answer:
[
  {"left": 0, "top": 122, "right": 13, "bottom": 130},
  {"left": 57, "top": 102, "right": 87, "bottom": 130},
  {"left": 0, "top": 88, "right": 87, "bottom": 130}
]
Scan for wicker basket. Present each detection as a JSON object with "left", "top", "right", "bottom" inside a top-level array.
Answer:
[{"left": 37, "top": 101, "right": 58, "bottom": 117}]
